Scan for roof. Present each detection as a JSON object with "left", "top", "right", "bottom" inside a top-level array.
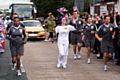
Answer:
[{"left": 9, "top": 2, "right": 34, "bottom": 5}]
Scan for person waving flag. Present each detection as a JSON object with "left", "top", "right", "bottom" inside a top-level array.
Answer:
[{"left": 57, "top": 7, "right": 68, "bottom": 15}]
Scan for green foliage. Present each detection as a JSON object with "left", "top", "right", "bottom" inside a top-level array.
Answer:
[
  {"left": 84, "top": 0, "right": 90, "bottom": 13},
  {"left": 5, "top": 13, "right": 11, "bottom": 16},
  {"left": 0, "top": 11, "right": 2, "bottom": 14},
  {"left": 80, "top": 11, "right": 85, "bottom": 17},
  {"left": 31, "top": 0, "right": 74, "bottom": 17}
]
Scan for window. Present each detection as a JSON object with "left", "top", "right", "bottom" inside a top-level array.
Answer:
[
  {"left": 23, "top": 21, "right": 42, "bottom": 27},
  {"left": 13, "top": 4, "right": 33, "bottom": 18}
]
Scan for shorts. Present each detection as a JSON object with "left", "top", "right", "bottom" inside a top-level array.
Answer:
[
  {"left": 49, "top": 32, "right": 53, "bottom": 38},
  {"left": 11, "top": 43, "right": 24, "bottom": 58},
  {"left": 101, "top": 46, "right": 114, "bottom": 53},
  {"left": 84, "top": 38, "right": 95, "bottom": 48},
  {"left": 71, "top": 34, "right": 82, "bottom": 45},
  {"left": 101, "top": 41, "right": 114, "bottom": 53}
]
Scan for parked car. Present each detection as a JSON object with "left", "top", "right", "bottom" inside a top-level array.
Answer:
[{"left": 23, "top": 20, "right": 46, "bottom": 39}]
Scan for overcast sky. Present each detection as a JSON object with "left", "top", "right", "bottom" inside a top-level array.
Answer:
[
  {"left": 0, "top": 0, "right": 30, "bottom": 9},
  {"left": 0, "top": 0, "right": 30, "bottom": 5}
]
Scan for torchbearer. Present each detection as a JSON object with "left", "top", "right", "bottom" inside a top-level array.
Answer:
[{"left": 55, "top": 17, "right": 75, "bottom": 69}]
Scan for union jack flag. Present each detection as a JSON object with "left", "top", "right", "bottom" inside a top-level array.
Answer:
[
  {"left": 57, "top": 7, "right": 68, "bottom": 15},
  {"left": 73, "top": 6, "right": 79, "bottom": 13},
  {"left": 0, "top": 20, "right": 5, "bottom": 32}
]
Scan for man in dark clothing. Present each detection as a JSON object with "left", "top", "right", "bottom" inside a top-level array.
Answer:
[
  {"left": 6, "top": 17, "right": 27, "bottom": 76},
  {"left": 95, "top": 15, "right": 115, "bottom": 71},
  {"left": 94, "top": 16, "right": 104, "bottom": 59},
  {"left": 70, "top": 11, "right": 83, "bottom": 60},
  {"left": 5, "top": 13, "right": 25, "bottom": 75},
  {"left": 115, "top": 14, "right": 120, "bottom": 65},
  {"left": 115, "top": 25, "right": 120, "bottom": 65},
  {"left": 6, "top": 13, "right": 25, "bottom": 34}
]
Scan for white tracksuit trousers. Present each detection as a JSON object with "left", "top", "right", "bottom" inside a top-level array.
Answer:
[{"left": 58, "top": 43, "right": 69, "bottom": 66}]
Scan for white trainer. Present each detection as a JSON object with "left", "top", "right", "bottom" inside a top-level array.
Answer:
[
  {"left": 97, "top": 53, "right": 100, "bottom": 57},
  {"left": 57, "top": 63, "right": 61, "bottom": 68},
  {"left": 74, "top": 54, "right": 77, "bottom": 60},
  {"left": 62, "top": 65, "right": 67, "bottom": 69},
  {"left": 103, "top": 66, "right": 107, "bottom": 71},
  {"left": 44, "top": 39, "right": 48, "bottom": 42},
  {"left": 78, "top": 54, "right": 81, "bottom": 59},
  {"left": 17, "top": 70, "right": 22, "bottom": 76},
  {"left": 87, "top": 59, "right": 91, "bottom": 64},
  {"left": 12, "top": 63, "right": 16, "bottom": 70}
]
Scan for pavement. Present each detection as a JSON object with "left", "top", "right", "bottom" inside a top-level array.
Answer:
[
  {"left": 0, "top": 40, "right": 28, "bottom": 80},
  {"left": 1, "top": 40, "right": 120, "bottom": 80}
]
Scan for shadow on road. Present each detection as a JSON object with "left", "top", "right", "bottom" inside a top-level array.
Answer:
[{"left": 27, "top": 38, "right": 45, "bottom": 42}]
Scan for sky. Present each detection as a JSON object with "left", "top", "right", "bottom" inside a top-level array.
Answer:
[{"left": 0, "top": 0, "right": 30, "bottom": 9}]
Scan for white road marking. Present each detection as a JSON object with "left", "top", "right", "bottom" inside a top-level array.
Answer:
[{"left": 20, "top": 58, "right": 26, "bottom": 72}]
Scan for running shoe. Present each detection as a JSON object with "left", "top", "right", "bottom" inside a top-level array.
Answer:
[
  {"left": 62, "top": 64, "right": 67, "bottom": 69},
  {"left": 87, "top": 59, "right": 91, "bottom": 64},
  {"left": 57, "top": 63, "right": 61, "bottom": 68},
  {"left": 17, "top": 70, "right": 22, "bottom": 76},
  {"left": 74, "top": 54, "right": 77, "bottom": 60},
  {"left": 12, "top": 63, "right": 16, "bottom": 70},
  {"left": 103, "top": 66, "right": 107, "bottom": 71}
]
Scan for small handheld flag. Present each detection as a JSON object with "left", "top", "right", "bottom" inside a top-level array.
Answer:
[
  {"left": 73, "top": 6, "right": 79, "bottom": 13},
  {"left": 57, "top": 7, "right": 68, "bottom": 15}
]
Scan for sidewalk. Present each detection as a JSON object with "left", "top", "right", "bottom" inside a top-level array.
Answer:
[{"left": 0, "top": 41, "right": 28, "bottom": 80}]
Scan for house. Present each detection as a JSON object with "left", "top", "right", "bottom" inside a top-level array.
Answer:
[{"left": 90, "top": 0, "right": 119, "bottom": 15}]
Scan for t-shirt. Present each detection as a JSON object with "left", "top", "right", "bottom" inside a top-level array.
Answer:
[
  {"left": 6, "top": 22, "right": 25, "bottom": 31},
  {"left": 47, "top": 21, "right": 56, "bottom": 32},
  {"left": 70, "top": 18, "right": 83, "bottom": 34},
  {"left": 55, "top": 25, "right": 75, "bottom": 44},
  {"left": 7, "top": 25, "right": 27, "bottom": 44},
  {"left": 83, "top": 23, "right": 97, "bottom": 39},
  {"left": 96, "top": 24, "right": 114, "bottom": 45}
]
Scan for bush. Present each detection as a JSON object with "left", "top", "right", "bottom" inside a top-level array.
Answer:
[
  {"left": 0, "top": 11, "right": 2, "bottom": 14},
  {"left": 80, "top": 12, "right": 85, "bottom": 18}
]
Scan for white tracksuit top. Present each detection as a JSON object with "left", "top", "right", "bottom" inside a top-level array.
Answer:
[{"left": 55, "top": 25, "right": 75, "bottom": 44}]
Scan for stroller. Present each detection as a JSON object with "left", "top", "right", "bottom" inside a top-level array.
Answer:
[{"left": 0, "top": 19, "right": 5, "bottom": 54}]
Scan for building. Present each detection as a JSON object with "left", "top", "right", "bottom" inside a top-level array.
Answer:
[
  {"left": 74, "top": 0, "right": 84, "bottom": 11},
  {"left": 90, "top": 0, "right": 119, "bottom": 15}
]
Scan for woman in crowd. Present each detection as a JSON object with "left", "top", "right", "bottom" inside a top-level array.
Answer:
[
  {"left": 83, "top": 17, "right": 97, "bottom": 64},
  {"left": 46, "top": 15, "right": 56, "bottom": 43}
]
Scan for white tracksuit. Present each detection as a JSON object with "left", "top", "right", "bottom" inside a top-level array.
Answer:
[{"left": 55, "top": 25, "right": 75, "bottom": 66}]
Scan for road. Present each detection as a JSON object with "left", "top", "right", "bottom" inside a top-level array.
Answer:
[
  {"left": 0, "top": 40, "right": 28, "bottom": 80},
  {"left": 0, "top": 40, "right": 120, "bottom": 80},
  {"left": 23, "top": 40, "right": 120, "bottom": 80}
]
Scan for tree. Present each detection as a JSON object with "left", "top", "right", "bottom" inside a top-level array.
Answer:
[
  {"left": 31, "top": 0, "right": 74, "bottom": 17},
  {"left": 84, "top": 0, "right": 90, "bottom": 13},
  {"left": 0, "top": 11, "right": 2, "bottom": 14}
]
